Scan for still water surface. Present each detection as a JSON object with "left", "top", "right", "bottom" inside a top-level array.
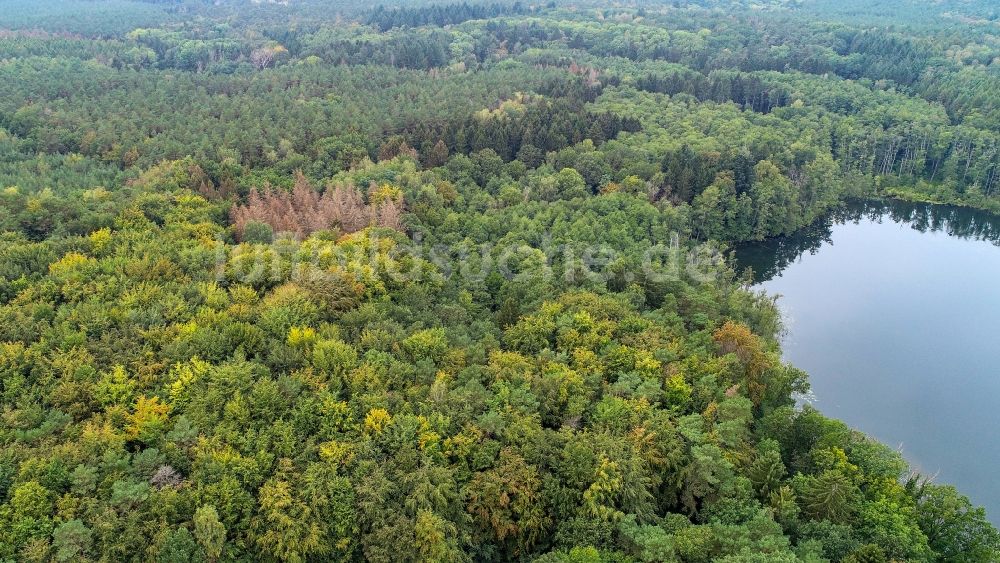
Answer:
[{"left": 735, "top": 200, "right": 1000, "bottom": 522}]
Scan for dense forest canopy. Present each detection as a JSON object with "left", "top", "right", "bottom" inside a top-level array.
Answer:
[{"left": 0, "top": 0, "right": 998, "bottom": 561}]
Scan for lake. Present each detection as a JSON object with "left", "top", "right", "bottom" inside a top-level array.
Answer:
[{"left": 735, "top": 200, "right": 1000, "bottom": 523}]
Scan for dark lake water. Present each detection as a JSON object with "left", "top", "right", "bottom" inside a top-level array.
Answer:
[{"left": 735, "top": 200, "right": 1000, "bottom": 523}]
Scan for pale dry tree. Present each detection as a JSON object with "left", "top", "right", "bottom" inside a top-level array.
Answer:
[
  {"left": 250, "top": 47, "right": 275, "bottom": 70},
  {"left": 375, "top": 199, "right": 403, "bottom": 232},
  {"left": 150, "top": 465, "right": 182, "bottom": 489}
]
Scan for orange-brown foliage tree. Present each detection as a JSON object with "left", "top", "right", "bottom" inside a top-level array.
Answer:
[{"left": 230, "top": 172, "right": 403, "bottom": 240}]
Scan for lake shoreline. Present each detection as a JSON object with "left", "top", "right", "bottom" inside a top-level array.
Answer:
[{"left": 735, "top": 198, "right": 1000, "bottom": 524}]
